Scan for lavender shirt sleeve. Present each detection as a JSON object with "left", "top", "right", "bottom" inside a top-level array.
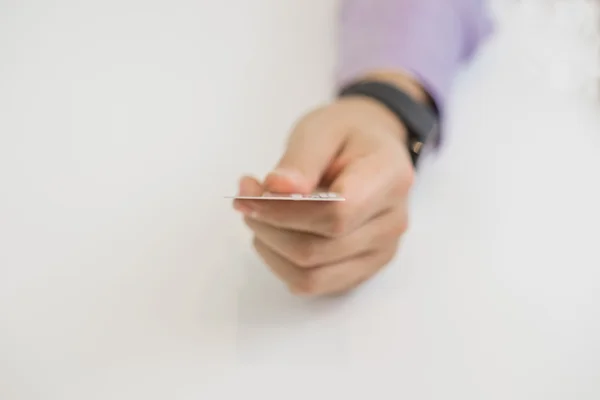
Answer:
[{"left": 336, "top": 0, "right": 492, "bottom": 110}]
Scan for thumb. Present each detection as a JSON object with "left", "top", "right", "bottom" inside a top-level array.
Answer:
[{"left": 264, "top": 123, "right": 346, "bottom": 194}]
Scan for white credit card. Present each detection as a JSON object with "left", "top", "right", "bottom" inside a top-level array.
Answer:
[{"left": 226, "top": 191, "right": 345, "bottom": 202}]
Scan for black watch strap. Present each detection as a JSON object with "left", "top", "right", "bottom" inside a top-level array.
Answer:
[{"left": 338, "top": 80, "right": 439, "bottom": 167}]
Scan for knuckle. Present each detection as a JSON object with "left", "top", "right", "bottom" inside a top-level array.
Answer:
[
  {"left": 386, "top": 212, "right": 409, "bottom": 239},
  {"left": 388, "top": 162, "right": 415, "bottom": 199},
  {"left": 326, "top": 203, "right": 354, "bottom": 237},
  {"left": 393, "top": 213, "right": 409, "bottom": 237},
  {"left": 291, "top": 107, "right": 328, "bottom": 135},
  {"left": 290, "top": 239, "right": 322, "bottom": 268},
  {"left": 391, "top": 172, "right": 413, "bottom": 199},
  {"left": 371, "top": 211, "right": 408, "bottom": 246},
  {"left": 403, "top": 164, "right": 416, "bottom": 190},
  {"left": 329, "top": 218, "right": 348, "bottom": 238}
]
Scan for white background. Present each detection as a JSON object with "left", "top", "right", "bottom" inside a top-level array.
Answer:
[
  {"left": 2, "top": 1, "right": 600, "bottom": 399},
  {"left": 0, "top": 1, "right": 336, "bottom": 397}
]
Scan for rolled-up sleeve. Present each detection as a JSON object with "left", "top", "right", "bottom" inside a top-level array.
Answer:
[{"left": 336, "top": 0, "right": 492, "bottom": 110}]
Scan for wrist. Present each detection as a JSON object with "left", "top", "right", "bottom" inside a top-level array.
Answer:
[
  {"left": 337, "top": 73, "right": 439, "bottom": 167},
  {"left": 335, "top": 96, "right": 409, "bottom": 144}
]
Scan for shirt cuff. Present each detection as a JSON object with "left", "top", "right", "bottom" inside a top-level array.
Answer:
[{"left": 335, "top": 0, "right": 470, "bottom": 115}]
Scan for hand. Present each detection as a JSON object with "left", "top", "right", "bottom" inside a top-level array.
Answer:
[{"left": 233, "top": 95, "right": 415, "bottom": 296}]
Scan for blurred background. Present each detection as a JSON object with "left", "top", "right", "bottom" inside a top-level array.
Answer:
[{"left": 0, "top": 0, "right": 336, "bottom": 397}]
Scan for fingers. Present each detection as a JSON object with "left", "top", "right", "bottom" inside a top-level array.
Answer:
[
  {"left": 232, "top": 98, "right": 416, "bottom": 296},
  {"left": 239, "top": 200, "right": 352, "bottom": 237},
  {"left": 236, "top": 151, "right": 411, "bottom": 237},
  {"left": 244, "top": 207, "right": 407, "bottom": 268},
  {"left": 264, "top": 109, "right": 348, "bottom": 194},
  {"left": 232, "top": 176, "right": 263, "bottom": 216},
  {"left": 253, "top": 236, "right": 399, "bottom": 296}
]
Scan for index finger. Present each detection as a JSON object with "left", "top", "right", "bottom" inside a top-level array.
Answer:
[{"left": 242, "top": 153, "right": 405, "bottom": 237}]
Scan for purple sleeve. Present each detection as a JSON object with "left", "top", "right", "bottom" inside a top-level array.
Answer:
[{"left": 336, "top": 0, "right": 492, "bottom": 110}]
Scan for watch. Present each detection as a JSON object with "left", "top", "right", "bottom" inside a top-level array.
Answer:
[{"left": 338, "top": 80, "right": 439, "bottom": 167}]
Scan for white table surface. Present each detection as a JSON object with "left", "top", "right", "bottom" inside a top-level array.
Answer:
[{"left": 2, "top": 1, "right": 600, "bottom": 399}]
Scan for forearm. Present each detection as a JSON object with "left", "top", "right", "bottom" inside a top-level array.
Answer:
[{"left": 336, "top": 0, "right": 492, "bottom": 111}]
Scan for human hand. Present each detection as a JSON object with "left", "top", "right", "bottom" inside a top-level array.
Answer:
[{"left": 233, "top": 95, "right": 414, "bottom": 296}]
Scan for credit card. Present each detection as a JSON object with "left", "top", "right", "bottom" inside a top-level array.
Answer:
[{"left": 226, "top": 191, "right": 345, "bottom": 201}]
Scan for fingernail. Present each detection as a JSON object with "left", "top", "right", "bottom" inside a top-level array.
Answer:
[
  {"left": 233, "top": 202, "right": 253, "bottom": 214},
  {"left": 237, "top": 180, "right": 250, "bottom": 196},
  {"left": 234, "top": 202, "right": 261, "bottom": 219},
  {"left": 268, "top": 168, "right": 304, "bottom": 182},
  {"left": 248, "top": 210, "right": 260, "bottom": 219}
]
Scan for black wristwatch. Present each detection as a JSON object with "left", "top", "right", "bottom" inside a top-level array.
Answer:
[{"left": 338, "top": 80, "right": 439, "bottom": 167}]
